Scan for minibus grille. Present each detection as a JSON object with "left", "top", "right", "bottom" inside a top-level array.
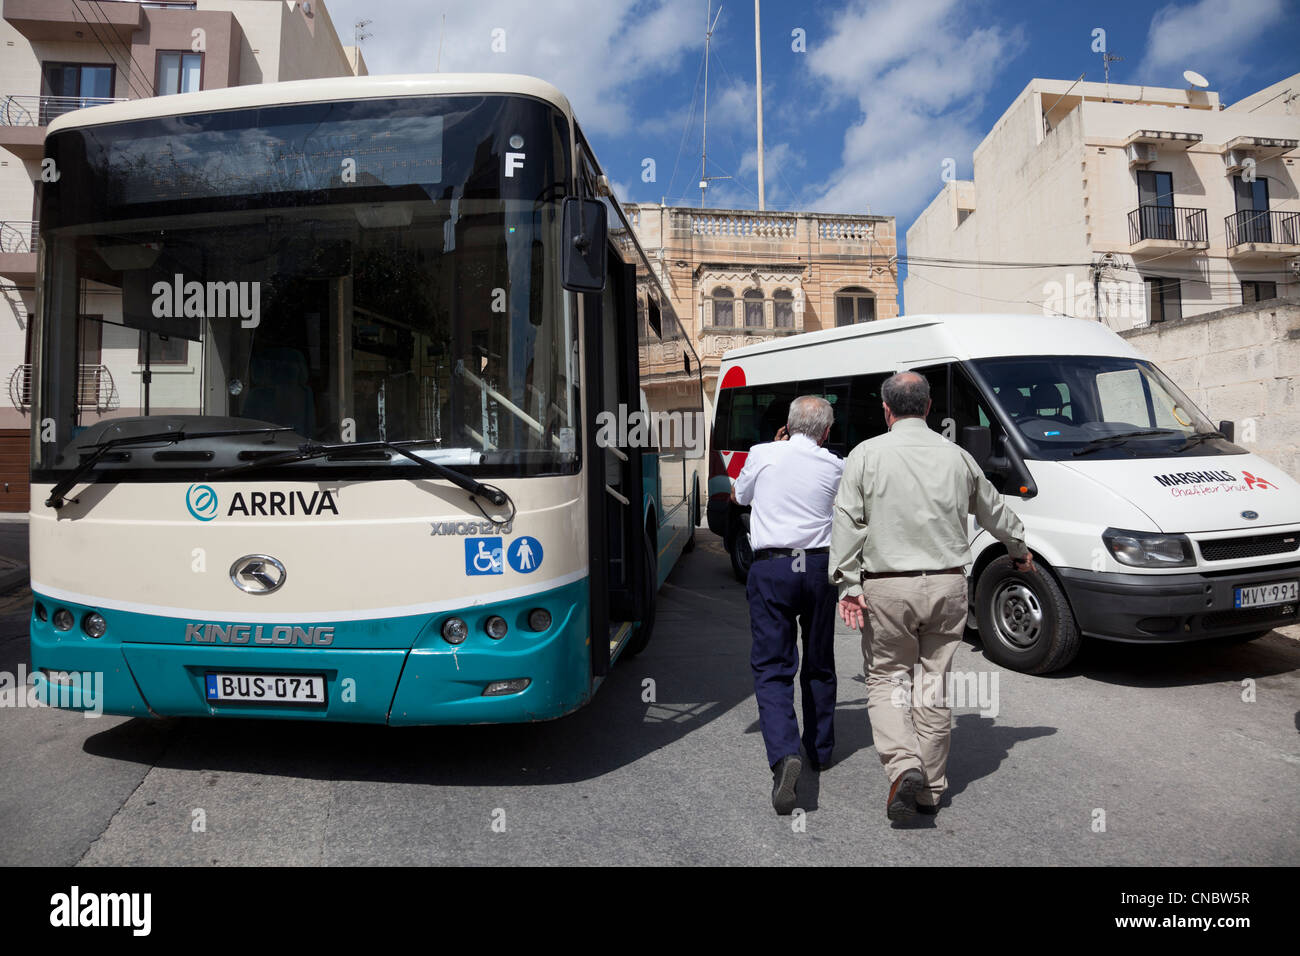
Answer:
[{"left": 1198, "top": 532, "right": 1300, "bottom": 562}]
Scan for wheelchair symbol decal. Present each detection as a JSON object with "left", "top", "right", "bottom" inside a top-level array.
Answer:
[
  {"left": 507, "top": 536, "right": 543, "bottom": 574},
  {"left": 465, "top": 537, "right": 503, "bottom": 575}
]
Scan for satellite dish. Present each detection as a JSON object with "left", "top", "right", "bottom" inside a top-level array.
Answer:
[{"left": 1184, "top": 70, "right": 1210, "bottom": 89}]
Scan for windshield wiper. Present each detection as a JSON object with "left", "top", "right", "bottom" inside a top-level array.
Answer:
[
  {"left": 211, "top": 438, "right": 509, "bottom": 507},
  {"left": 1174, "top": 430, "right": 1227, "bottom": 452},
  {"left": 1070, "top": 429, "right": 1179, "bottom": 457},
  {"left": 45, "top": 426, "right": 293, "bottom": 509}
]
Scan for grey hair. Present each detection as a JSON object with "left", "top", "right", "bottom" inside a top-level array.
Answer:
[
  {"left": 787, "top": 395, "right": 834, "bottom": 439},
  {"left": 882, "top": 372, "right": 931, "bottom": 418}
]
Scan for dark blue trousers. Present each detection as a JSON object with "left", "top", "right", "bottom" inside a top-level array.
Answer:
[{"left": 746, "top": 550, "right": 837, "bottom": 769}]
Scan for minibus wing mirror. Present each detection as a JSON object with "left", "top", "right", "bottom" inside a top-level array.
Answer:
[
  {"left": 960, "top": 426, "right": 993, "bottom": 469},
  {"left": 1217, "top": 419, "right": 1234, "bottom": 443},
  {"left": 562, "top": 197, "right": 608, "bottom": 293}
]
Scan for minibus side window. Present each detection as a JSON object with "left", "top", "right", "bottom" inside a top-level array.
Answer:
[
  {"left": 951, "top": 365, "right": 1012, "bottom": 491},
  {"left": 911, "top": 363, "right": 952, "bottom": 436}
]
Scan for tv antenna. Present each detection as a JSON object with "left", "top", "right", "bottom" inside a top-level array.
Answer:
[
  {"left": 700, "top": 2, "right": 730, "bottom": 207},
  {"left": 353, "top": 19, "right": 372, "bottom": 74},
  {"left": 1103, "top": 51, "right": 1123, "bottom": 97}
]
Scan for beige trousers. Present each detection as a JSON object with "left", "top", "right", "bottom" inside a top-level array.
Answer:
[{"left": 860, "top": 573, "right": 968, "bottom": 806}]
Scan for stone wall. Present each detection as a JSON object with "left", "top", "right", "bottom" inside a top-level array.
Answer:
[{"left": 1120, "top": 296, "right": 1300, "bottom": 479}]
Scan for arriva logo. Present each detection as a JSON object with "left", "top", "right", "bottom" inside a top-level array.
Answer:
[{"left": 186, "top": 484, "right": 219, "bottom": 521}]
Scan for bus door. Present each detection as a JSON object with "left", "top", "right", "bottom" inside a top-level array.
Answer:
[{"left": 583, "top": 253, "right": 645, "bottom": 675}]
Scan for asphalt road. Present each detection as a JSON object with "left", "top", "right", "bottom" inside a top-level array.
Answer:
[{"left": 1, "top": 532, "right": 1297, "bottom": 866}]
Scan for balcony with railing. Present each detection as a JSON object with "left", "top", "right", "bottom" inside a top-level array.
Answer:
[
  {"left": 1127, "top": 204, "right": 1209, "bottom": 254},
  {"left": 0, "top": 220, "right": 38, "bottom": 284},
  {"left": 0, "top": 94, "right": 128, "bottom": 159},
  {"left": 8, "top": 364, "right": 119, "bottom": 412},
  {"left": 1225, "top": 209, "right": 1300, "bottom": 258}
]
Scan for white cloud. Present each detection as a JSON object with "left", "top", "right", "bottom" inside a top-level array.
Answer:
[
  {"left": 322, "top": 0, "right": 704, "bottom": 135},
  {"left": 1139, "top": 0, "right": 1287, "bottom": 86},
  {"left": 803, "top": 0, "right": 1023, "bottom": 218}
]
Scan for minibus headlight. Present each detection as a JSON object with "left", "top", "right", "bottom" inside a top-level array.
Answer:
[
  {"left": 34, "top": 603, "right": 47, "bottom": 623},
  {"left": 82, "top": 613, "right": 107, "bottom": 639},
  {"left": 1102, "top": 528, "right": 1194, "bottom": 568},
  {"left": 441, "top": 617, "right": 468, "bottom": 644},
  {"left": 527, "top": 608, "right": 551, "bottom": 632},
  {"left": 484, "top": 615, "right": 508, "bottom": 639},
  {"left": 53, "top": 609, "right": 74, "bottom": 632}
]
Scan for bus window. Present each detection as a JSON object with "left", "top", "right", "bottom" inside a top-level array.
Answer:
[
  {"left": 911, "top": 363, "right": 951, "bottom": 437},
  {"left": 843, "top": 372, "right": 889, "bottom": 451},
  {"left": 717, "top": 383, "right": 798, "bottom": 451}
]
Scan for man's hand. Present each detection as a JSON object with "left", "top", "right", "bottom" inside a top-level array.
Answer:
[
  {"left": 837, "top": 594, "right": 869, "bottom": 629},
  {"left": 773, "top": 425, "right": 790, "bottom": 441},
  {"left": 1012, "top": 551, "right": 1036, "bottom": 574}
]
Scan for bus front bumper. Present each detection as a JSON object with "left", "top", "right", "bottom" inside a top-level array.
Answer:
[
  {"left": 1055, "top": 561, "right": 1300, "bottom": 643},
  {"left": 28, "top": 580, "right": 592, "bottom": 724}
]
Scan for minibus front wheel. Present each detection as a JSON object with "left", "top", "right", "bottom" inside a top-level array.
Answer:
[{"left": 974, "top": 556, "right": 1081, "bottom": 674}]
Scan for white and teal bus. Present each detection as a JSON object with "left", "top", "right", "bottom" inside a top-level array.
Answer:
[{"left": 28, "top": 74, "right": 703, "bottom": 723}]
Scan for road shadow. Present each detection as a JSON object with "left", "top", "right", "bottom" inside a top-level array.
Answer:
[{"left": 81, "top": 540, "right": 760, "bottom": 788}]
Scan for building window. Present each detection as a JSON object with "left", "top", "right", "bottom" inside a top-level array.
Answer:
[
  {"left": 139, "top": 332, "right": 189, "bottom": 365},
  {"left": 40, "top": 63, "right": 114, "bottom": 123},
  {"left": 156, "top": 52, "right": 203, "bottom": 96},
  {"left": 1241, "top": 281, "right": 1277, "bottom": 304},
  {"left": 1136, "top": 170, "right": 1175, "bottom": 240},
  {"left": 743, "top": 289, "right": 765, "bottom": 328},
  {"left": 711, "top": 286, "right": 734, "bottom": 327},
  {"left": 835, "top": 287, "right": 875, "bottom": 326},
  {"left": 1144, "top": 277, "right": 1182, "bottom": 324},
  {"left": 773, "top": 289, "right": 794, "bottom": 328}
]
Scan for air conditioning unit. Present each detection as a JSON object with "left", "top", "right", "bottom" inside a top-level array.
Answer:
[
  {"left": 1223, "top": 150, "right": 1250, "bottom": 174},
  {"left": 1126, "top": 143, "right": 1157, "bottom": 167}
]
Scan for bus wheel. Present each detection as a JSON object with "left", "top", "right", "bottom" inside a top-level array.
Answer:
[
  {"left": 728, "top": 530, "right": 753, "bottom": 583},
  {"left": 623, "top": 534, "right": 658, "bottom": 658},
  {"left": 974, "top": 556, "right": 1080, "bottom": 674},
  {"left": 683, "top": 480, "right": 698, "bottom": 553}
]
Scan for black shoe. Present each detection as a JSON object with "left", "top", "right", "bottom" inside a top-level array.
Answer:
[
  {"left": 771, "top": 755, "right": 802, "bottom": 815},
  {"left": 886, "top": 768, "right": 924, "bottom": 821},
  {"left": 916, "top": 802, "right": 939, "bottom": 816}
]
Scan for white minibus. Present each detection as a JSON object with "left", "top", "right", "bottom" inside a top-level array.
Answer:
[{"left": 708, "top": 314, "right": 1299, "bottom": 673}]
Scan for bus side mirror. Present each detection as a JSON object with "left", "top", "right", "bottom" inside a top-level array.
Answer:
[
  {"left": 1217, "top": 419, "right": 1234, "bottom": 442},
  {"left": 562, "top": 197, "right": 607, "bottom": 293},
  {"left": 960, "top": 426, "right": 992, "bottom": 468}
]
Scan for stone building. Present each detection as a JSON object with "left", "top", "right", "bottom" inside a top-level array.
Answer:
[
  {"left": 0, "top": 0, "right": 365, "bottom": 510},
  {"left": 624, "top": 203, "right": 898, "bottom": 404},
  {"left": 905, "top": 74, "right": 1300, "bottom": 327}
]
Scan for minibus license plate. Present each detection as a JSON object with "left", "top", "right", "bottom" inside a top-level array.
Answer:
[
  {"left": 1233, "top": 581, "right": 1298, "bottom": 609},
  {"left": 205, "top": 673, "right": 326, "bottom": 704}
]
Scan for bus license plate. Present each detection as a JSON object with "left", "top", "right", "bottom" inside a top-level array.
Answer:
[
  {"left": 205, "top": 673, "right": 326, "bottom": 704},
  {"left": 1233, "top": 581, "right": 1298, "bottom": 609}
]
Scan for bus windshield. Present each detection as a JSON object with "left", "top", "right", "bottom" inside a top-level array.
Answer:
[
  {"left": 33, "top": 94, "right": 577, "bottom": 480},
  {"left": 970, "top": 354, "right": 1242, "bottom": 460}
]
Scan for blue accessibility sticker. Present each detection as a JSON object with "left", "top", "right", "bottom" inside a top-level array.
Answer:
[
  {"left": 507, "top": 536, "right": 543, "bottom": 573},
  {"left": 465, "top": 537, "right": 504, "bottom": 575}
]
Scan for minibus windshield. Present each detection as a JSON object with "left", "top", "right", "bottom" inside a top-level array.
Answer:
[{"left": 971, "top": 354, "right": 1243, "bottom": 461}]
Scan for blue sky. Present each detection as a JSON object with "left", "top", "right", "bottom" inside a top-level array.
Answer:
[{"left": 324, "top": 0, "right": 1299, "bottom": 301}]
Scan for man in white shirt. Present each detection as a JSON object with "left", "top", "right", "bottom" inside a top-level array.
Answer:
[{"left": 731, "top": 395, "right": 844, "bottom": 814}]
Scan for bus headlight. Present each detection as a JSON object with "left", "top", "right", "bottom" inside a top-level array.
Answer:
[
  {"left": 82, "top": 613, "right": 107, "bottom": 638},
  {"left": 484, "top": 615, "right": 508, "bottom": 639},
  {"left": 34, "top": 603, "right": 47, "bottom": 623},
  {"left": 527, "top": 608, "right": 551, "bottom": 631},
  {"left": 441, "top": 617, "right": 468, "bottom": 644},
  {"left": 1102, "top": 528, "right": 1194, "bottom": 568},
  {"left": 53, "top": 609, "right": 74, "bottom": 631}
]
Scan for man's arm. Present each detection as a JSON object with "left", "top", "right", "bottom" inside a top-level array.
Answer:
[
  {"left": 829, "top": 448, "right": 871, "bottom": 601},
  {"left": 966, "top": 457, "right": 1031, "bottom": 562}
]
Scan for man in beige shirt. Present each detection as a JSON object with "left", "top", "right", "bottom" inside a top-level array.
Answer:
[{"left": 830, "top": 371, "right": 1033, "bottom": 822}]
